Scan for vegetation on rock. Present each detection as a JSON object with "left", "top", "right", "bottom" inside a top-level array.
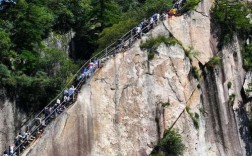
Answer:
[
  {"left": 227, "top": 81, "right": 232, "bottom": 89},
  {"left": 243, "top": 44, "right": 252, "bottom": 71},
  {"left": 191, "top": 66, "right": 200, "bottom": 80},
  {"left": 182, "top": 0, "right": 201, "bottom": 12},
  {"left": 140, "top": 35, "right": 181, "bottom": 60},
  {"left": 206, "top": 55, "right": 221, "bottom": 69},
  {"left": 150, "top": 129, "right": 185, "bottom": 156},
  {"left": 186, "top": 106, "right": 199, "bottom": 129},
  {"left": 211, "top": 0, "right": 251, "bottom": 49}
]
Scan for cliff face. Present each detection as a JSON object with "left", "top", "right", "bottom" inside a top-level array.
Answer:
[
  {"left": 0, "top": 97, "right": 27, "bottom": 153},
  {"left": 23, "top": 1, "right": 252, "bottom": 156},
  {"left": 0, "top": 31, "right": 74, "bottom": 153}
]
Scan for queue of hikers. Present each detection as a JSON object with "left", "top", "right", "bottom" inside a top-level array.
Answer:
[
  {"left": 2, "top": 58, "right": 101, "bottom": 156},
  {"left": 2, "top": 1, "right": 188, "bottom": 155}
]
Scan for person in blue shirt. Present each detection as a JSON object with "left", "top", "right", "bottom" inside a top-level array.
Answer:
[{"left": 68, "top": 85, "right": 76, "bottom": 101}]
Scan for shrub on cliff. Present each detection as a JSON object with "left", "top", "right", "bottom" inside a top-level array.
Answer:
[
  {"left": 140, "top": 36, "right": 180, "bottom": 50},
  {"left": 140, "top": 36, "right": 181, "bottom": 60},
  {"left": 206, "top": 55, "right": 221, "bottom": 69},
  {"left": 182, "top": 0, "right": 201, "bottom": 12},
  {"left": 211, "top": 0, "right": 251, "bottom": 49},
  {"left": 243, "top": 44, "right": 252, "bottom": 71},
  {"left": 150, "top": 129, "right": 185, "bottom": 156}
]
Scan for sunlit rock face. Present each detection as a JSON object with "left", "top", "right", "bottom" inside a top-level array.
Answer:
[
  {"left": 23, "top": 1, "right": 252, "bottom": 156},
  {"left": 23, "top": 23, "right": 199, "bottom": 156},
  {"left": 0, "top": 98, "right": 28, "bottom": 154}
]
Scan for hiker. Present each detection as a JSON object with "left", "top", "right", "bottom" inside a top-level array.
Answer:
[
  {"left": 88, "top": 62, "right": 95, "bottom": 73},
  {"left": 170, "top": 8, "right": 177, "bottom": 16},
  {"left": 162, "top": 12, "right": 168, "bottom": 21},
  {"left": 9, "top": 145, "right": 14, "bottom": 156},
  {"left": 94, "top": 59, "right": 99, "bottom": 69},
  {"left": 56, "top": 99, "right": 60, "bottom": 105},
  {"left": 63, "top": 88, "right": 69, "bottom": 102},
  {"left": 135, "top": 26, "right": 141, "bottom": 39},
  {"left": 142, "top": 19, "right": 149, "bottom": 33},
  {"left": 54, "top": 99, "right": 60, "bottom": 109},
  {"left": 53, "top": 100, "right": 60, "bottom": 115},
  {"left": 15, "top": 133, "right": 23, "bottom": 146},
  {"left": 35, "top": 117, "right": 46, "bottom": 127},
  {"left": 152, "top": 13, "right": 160, "bottom": 24},
  {"left": 116, "top": 39, "right": 123, "bottom": 52},
  {"left": 56, "top": 103, "right": 65, "bottom": 114},
  {"left": 44, "top": 107, "right": 49, "bottom": 119},
  {"left": 22, "top": 131, "right": 30, "bottom": 141},
  {"left": 68, "top": 85, "right": 76, "bottom": 101},
  {"left": 78, "top": 67, "right": 89, "bottom": 85},
  {"left": 149, "top": 17, "right": 154, "bottom": 29},
  {"left": 48, "top": 106, "right": 53, "bottom": 117}
]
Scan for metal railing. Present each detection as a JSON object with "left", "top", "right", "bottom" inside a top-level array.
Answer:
[{"left": 8, "top": 14, "right": 168, "bottom": 156}]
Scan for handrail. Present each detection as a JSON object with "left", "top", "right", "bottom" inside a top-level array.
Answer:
[{"left": 9, "top": 12, "right": 169, "bottom": 155}]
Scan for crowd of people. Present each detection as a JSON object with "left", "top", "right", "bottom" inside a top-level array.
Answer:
[
  {"left": 2, "top": 0, "right": 188, "bottom": 155},
  {"left": 2, "top": 58, "right": 101, "bottom": 156}
]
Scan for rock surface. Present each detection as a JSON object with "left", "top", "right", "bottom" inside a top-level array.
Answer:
[
  {"left": 243, "top": 71, "right": 252, "bottom": 99},
  {"left": 23, "top": 24, "right": 199, "bottom": 155},
  {"left": 22, "top": 1, "right": 252, "bottom": 156},
  {"left": 0, "top": 98, "right": 28, "bottom": 153}
]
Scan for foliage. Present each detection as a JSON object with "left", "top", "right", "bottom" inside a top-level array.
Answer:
[
  {"left": 211, "top": 0, "right": 252, "bottom": 49},
  {"left": 186, "top": 106, "right": 199, "bottom": 129},
  {"left": 97, "top": 0, "right": 173, "bottom": 49},
  {"left": 140, "top": 36, "right": 180, "bottom": 60},
  {"left": 140, "top": 36, "right": 180, "bottom": 50},
  {"left": 227, "top": 81, "right": 232, "bottom": 89},
  {"left": 182, "top": 0, "right": 201, "bottom": 12},
  {"left": 243, "top": 44, "right": 252, "bottom": 71},
  {"left": 148, "top": 51, "right": 155, "bottom": 60},
  {"left": 206, "top": 55, "right": 221, "bottom": 69},
  {"left": 0, "top": 64, "right": 11, "bottom": 85},
  {"left": 184, "top": 47, "right": 200, "bottom": 62},
  {"left": 161, "top": 100, "right": 170, "bottom": 107},
  {"left": 150, "top": 129, "right": 185, "bottom": 156},
  {"left": 97, "top": 18, "right": 138, "bottom": 50},
  {"left": 228, "top": 93, "right": 236, "bottom": 106},
  {"left": 195, "top": 112, "right": 199, "bottom": 119},
  {"left": 191, "top": 66, "right": 200, "bottom": 80}
]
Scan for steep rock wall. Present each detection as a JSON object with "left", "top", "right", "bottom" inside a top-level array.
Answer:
[
  {"left": 165, "top": 0, "right": 252, "bottom": 155},
  {"left": 0, "top": 96, "right": 27, "bottom": 153},
  {"left": 44, "top": 31, "right": 74, "bottom": 55},
  {"left": 23, "top": 24, "right": 200, "bottom": 156},
  {"left": 22, "top": 1, "right": 252, "bottom": 155}
]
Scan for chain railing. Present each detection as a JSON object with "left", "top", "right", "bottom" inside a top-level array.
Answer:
[{"left": 8, "top": 14, "right": 168, "bottom": 156}]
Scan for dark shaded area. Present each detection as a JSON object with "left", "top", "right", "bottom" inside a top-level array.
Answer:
[
  {"left": 201, "top": 67, "right": 226, "bottom": 148},
  {"left": 70, "top": 35, "right": 98, "bottom": 61},
  {"left": 237, "top": 107, "right": 252, "bottom": 156}
]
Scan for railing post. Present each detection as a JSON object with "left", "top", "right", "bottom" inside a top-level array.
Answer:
[
  {"left": 18, "top": 146, "right": 20, "bottom": 156},
  {"left": 113, "top": 48, "right": 115, "bottom": 57},
  {"left": 106, "top": 48, "right": 108, "bottom": 57},
  {"left": 129, "top": 30, "right": 132, "bottom": 47}
]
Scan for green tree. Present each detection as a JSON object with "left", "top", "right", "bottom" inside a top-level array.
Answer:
[
  {"left": 211, "top": 0, "right": 251, "bottom": 48},
  {"left": 97, "top": 0, "right": 173, "bottom": 50}
]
